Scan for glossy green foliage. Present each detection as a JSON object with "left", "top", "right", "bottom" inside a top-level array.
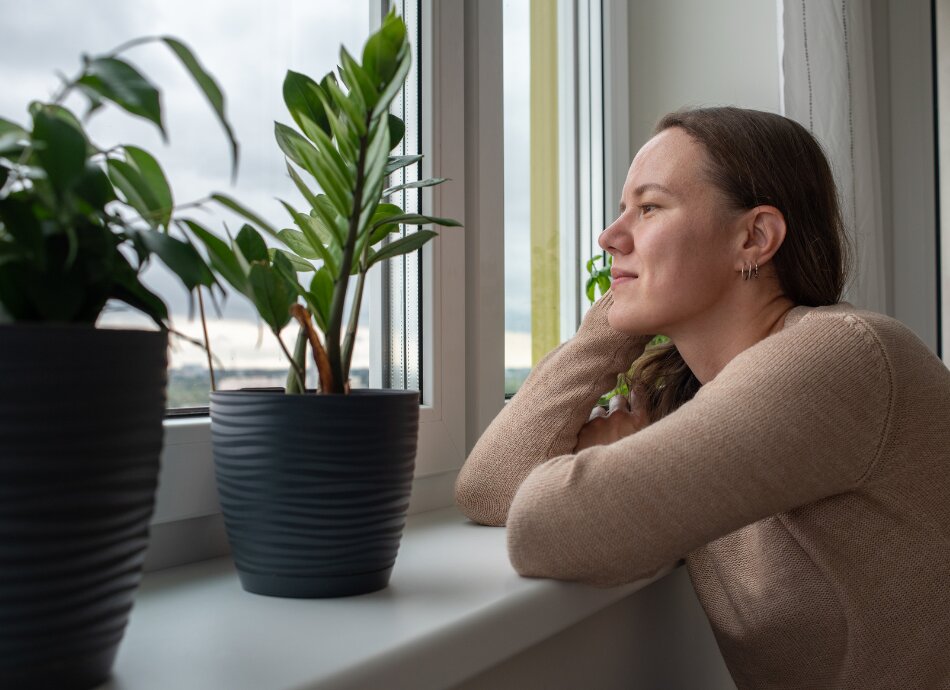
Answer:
[
  {"left": 193, "top": 10, "right": 461, "bottom": 393},
  {"left": 0, "top": 37, "right": 238, "bottom": 326}
]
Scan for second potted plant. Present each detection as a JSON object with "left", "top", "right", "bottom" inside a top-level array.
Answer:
[{"left": 190, "top": 10, "right": 460, "bottom": 598}]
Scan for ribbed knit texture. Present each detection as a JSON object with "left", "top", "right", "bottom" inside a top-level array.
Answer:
[{"left": 455, "top": 292, "right": 950, "bottom": 689}]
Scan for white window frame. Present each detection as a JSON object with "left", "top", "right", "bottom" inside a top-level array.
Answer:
[
  {"left": 558, "top": 0, "right": 631, "bottom": 335},
  {"left": 149, "top": 0, "right": 493, "bottom": 568}
]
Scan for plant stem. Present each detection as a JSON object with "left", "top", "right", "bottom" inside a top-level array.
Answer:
[
  {"left": 197, "top": 287, "right": 216, "bottom": 391},
  {"left": 291, "top": 305, "right": 334, "bottom": 393},
  {"left": 341, "top": 232, "right": 374, "bottom": 381},
  {"left": 277, "top": 331, "right": 306, "bottom": 393},
  {"left": 285, "top": 327, "right": 307, "bottom": 393},
  {"left": 325, "top": 115, "right": 371, "bottom": 394}
]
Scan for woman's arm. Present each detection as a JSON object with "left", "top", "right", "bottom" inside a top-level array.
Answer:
[
  {"left": 454, "top": 291, "right": 654, "bottom": 526},
  {"left": 506, "top": 311, "right": 893, "bottom": 586}
]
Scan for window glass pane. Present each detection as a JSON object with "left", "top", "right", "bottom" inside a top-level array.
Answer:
[
  {"left": 386, "top": 0, "right": 424, "bottom": 396},
  {"left": 503, "top": 0, "right": 533, "bottom": 396},
  {"left": 1, "top": 1, "right": 375, "bottom": 409}
]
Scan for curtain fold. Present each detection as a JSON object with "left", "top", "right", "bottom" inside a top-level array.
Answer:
[{"left": 779, "top": 0, "right": 887, "bottom": 312}]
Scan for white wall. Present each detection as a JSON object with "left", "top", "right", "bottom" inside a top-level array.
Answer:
[
  {"left": 453, "top": 566, "right": 736, "bottom": 690},
  {"left": 626, "top": 0, "right": 781, "bottom": 154}
]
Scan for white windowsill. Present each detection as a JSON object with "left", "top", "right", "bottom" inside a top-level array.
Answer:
[{"left": 99, "top": 506, "right": 675, "bottom": 690}]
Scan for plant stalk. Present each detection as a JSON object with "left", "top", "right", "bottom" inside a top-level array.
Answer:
[
  {"left": 276, "top": 330, "right": 306, "bottom": 393},
  {"left": 341, "top": 230, "right": 374, "bottom": 381},
  {"left": 324, "top": 114, "right": 372, "bottom": 394},
  {"left": 197, "top": 287, "right": 216, "bottom": 391},
  {"left": 285, "top": 326, "right": 308, "bottom": 393},
  {"left": 291, "top": 305, "right": 334, "bottom": 392}
]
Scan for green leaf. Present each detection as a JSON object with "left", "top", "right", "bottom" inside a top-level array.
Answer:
[
  {"left": 320, "top": 90, "right": 358, "bottom": 163},
  {"left": 285, "top": 159, "right": 321, "bottom": 210},
  {"left": 248, "top": 261, "right": 295, "bottom": 334},
  {"left": 384, "top": 154, "right": 422, "bottom": 175},
  {"left": 78, "top": 57, "right": 165, "bottom": 138},
  {"left": 106, "top": 158, "right": 162, "bottom": 228},
  {"left": 72, "top": 163, "right": 116, "bottom": 212},
  {"left": 371, "top": 213, "right": 462, "bottom": 230},
  {"left": 275, "top": 121, "right": 320, "bottom": 172},
  {"left": 276, "top": 122, "right": 353, "bottom": 218},
  {"left": 0, "top": 119, "right": 28, "bottom": 157},
  {"left": 323, "top": 76, "right": 366, "bottom": 138},
  {"left": 586, "top": 278, "right": 596, "bottom": 303},
  {"left": 124, "top": 145, "right": 173, "bottom": 227},
  {"left": 130, "top": 228, "right": 214, "bottom": 289},
  {"left": 387, "top": 113, "right": 405, "bottom": 151},
  {"left": 363, "top": 11, "right": 407, "bottom": 85},
  {"left": 308, "top": 266, "right": 333, "bottom": 332},
  {"left": 310, "top": 194, "right": 346, "bottom": 247},
  {"left": 270, "top": 247, "right": 314, "bottom": 272},
  {"left": 383, "top": 177, "right": 447, "bottom": 198},
  {"left": 277, "top": 228, "right": 321, "bottom": 260},
  {"left": 182, "top": 219, "right": 249, "bottom": 295},
  {"left": 212, "top": 193, "right": 280, "bottom": 239},
  {"left": 0, "top": 118, "right": 27, "bottom": 139},
  {"left": 161, "top": 36, "right": 239, "bottom": 178},
  {"left": 283, "top": 70, "right": 331, "bottom": 138},
  {"left": 369, "top": 230, "right": 437, "bottom": 267},
  {"left": 235, "top": 223, "right": 269, "bottom": 262},
  {"left": 307, "top": 117, "right": 356, "bottom": 199},
  {"left": 278, "top": 200, "right": 339, "bottom": 276},
  {"left": 32, "top": 109, "right": 87, "bottom": 197},
  {"left": 368, "top": 222, "right": 398, "bottom": 247},
  {"left": 339, "top": 47, "right": 378, "bottom": 111},
  {"left": 111, "top": 256, "right": 169, "bottom": 327},
  {"left": 371, "top": 43, "right": 412, "bottom": 120}
]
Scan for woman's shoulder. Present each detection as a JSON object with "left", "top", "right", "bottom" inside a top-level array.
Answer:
[{"left": 783, "top": 302, "right": 932, "bottom": 357}]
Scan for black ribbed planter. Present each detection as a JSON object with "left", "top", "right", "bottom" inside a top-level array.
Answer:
[
  {"left": 0, "top": 325, "right": 167, "bottom": 690},
  {"left": 210, "top": 388, "right": 419, "bottom": 598}
]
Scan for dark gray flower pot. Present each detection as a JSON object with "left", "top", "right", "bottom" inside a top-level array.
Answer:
[
  {"left": 210, "top": 388, "right": 419, "bottom": 598},
  {"left": 0, "top": 325, "right": 167, "bottom": 690}
]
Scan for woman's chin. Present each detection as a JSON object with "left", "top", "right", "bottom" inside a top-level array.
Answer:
[{"left": 607, "top": 308, "right": 654, "bottom": 337}]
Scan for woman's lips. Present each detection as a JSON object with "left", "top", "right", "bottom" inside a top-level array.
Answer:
[{"left": 610, "top": 270, "right": 638, "bottom": 285}]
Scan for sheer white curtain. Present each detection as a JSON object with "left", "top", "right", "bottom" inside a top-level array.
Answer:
[{"left": 779, "top": 0, "right": 887, "bottom": 312}]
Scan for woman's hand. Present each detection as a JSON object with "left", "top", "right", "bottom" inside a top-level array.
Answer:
[{"left": 574, "top": 392, "right": 651, "bottom": 451}]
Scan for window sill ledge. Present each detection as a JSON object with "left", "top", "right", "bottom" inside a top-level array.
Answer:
[{"left": 99, "top": 506, "right": 674, "bottom": 690}]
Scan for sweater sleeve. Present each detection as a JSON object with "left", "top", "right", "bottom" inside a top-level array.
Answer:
[
  {"left": 506, "top": 311, "right": 893, "bottom": 587},
  {"left": 454, "top": 291, "right": 654, "bottom": 526}
]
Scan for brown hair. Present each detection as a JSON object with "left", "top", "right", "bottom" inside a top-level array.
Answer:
[{"left": 629, "top": 106, "right": 852, "bottom": 422}]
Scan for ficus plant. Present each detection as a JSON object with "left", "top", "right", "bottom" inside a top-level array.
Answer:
[
  {"left": 0, "top": 36, "right": 238, "bottom": 327},
  {"left": 188, "top": 10, "right": 460, "bottom": 396}
]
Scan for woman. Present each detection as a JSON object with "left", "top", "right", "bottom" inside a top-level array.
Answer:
[{"left": 455, "top": 107, "right": 950, "bottom": 688}]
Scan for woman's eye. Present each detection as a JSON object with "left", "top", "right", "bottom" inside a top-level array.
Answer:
[{"left": 639, "top": 204, "right": 657, "bottom": 215}]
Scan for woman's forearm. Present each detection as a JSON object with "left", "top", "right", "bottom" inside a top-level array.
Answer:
[{"left": 454, "top": 291, "right": 652, "bottom": 525}]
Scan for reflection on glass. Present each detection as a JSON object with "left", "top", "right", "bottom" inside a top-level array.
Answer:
[{"left": 1, "top": 0, "right": 372, "bottom": 408}]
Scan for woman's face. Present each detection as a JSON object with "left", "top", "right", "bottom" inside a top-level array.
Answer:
[{"left": 598, "top": 127, "right": 744, "bottom": 337}]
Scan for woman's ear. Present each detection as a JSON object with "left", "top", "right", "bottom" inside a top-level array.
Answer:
[{"left": 740, "top": 205, "right": 786, "bottom": 266}]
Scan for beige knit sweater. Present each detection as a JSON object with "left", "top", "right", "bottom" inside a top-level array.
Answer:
[{"left": 455, "top": 291, "right": 950, "bottom": 689}]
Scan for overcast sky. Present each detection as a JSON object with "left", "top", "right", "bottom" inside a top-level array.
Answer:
[{"left": 2, "top": 0, "right": 533, "bottom": 370}]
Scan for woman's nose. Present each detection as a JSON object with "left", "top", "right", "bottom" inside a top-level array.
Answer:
[{"left": 598, "top": 216, "right": 630, "bottom": 255}]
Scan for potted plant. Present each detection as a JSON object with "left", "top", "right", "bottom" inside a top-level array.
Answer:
[
  {"left": 0, "top": 38, "right": 237, "bottom": 689},
  {"left": 188, "top": 10, "right": 460, "bottom": 598}
]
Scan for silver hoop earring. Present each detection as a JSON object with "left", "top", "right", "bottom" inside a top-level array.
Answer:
[
  {"left": 740, "top": 262, "right": 750, "bottom": 280},
  {"left": 753, "top": 261, "right": 759, "bottom": 279}
]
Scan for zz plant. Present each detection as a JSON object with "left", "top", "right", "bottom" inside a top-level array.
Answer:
[
  {"left": 190, "top": 10, "right": 459, "bottom": 395},
  {"left": 0, "top": 36, "right": 237, "bottom": 327}
]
